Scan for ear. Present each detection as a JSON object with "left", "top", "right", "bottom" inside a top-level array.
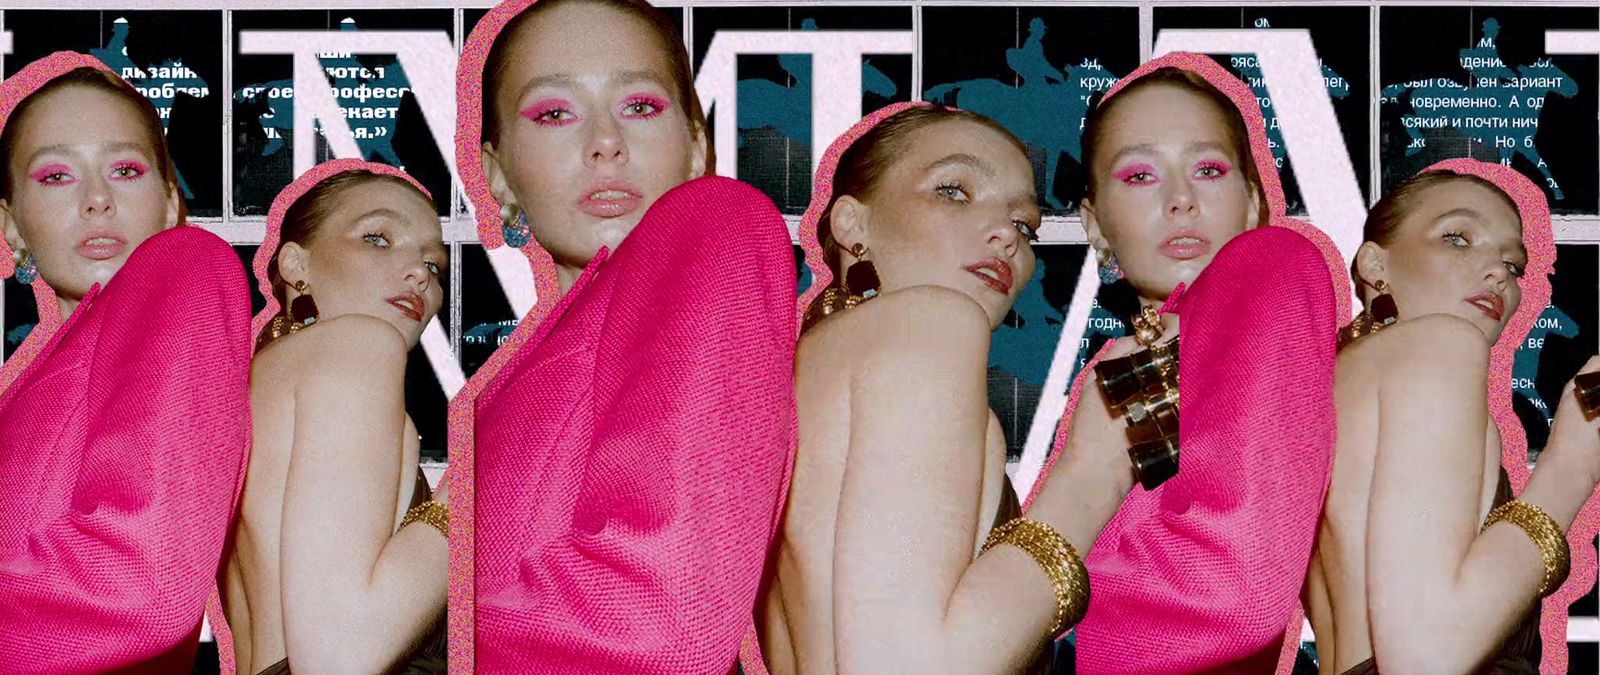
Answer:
[
  {"left": 0, "top": 199, "right": 25, "bottom": 262},
  {"left": 1354, "top": 240, "right": 1390, "bottom": 293},
  {"left": 1244, "top": 182, "right": 1263, "bottom": 230},
  {"left": 277, "top": 240, "right": 313, "bottom": 290},
  {"left": 1080, "top": 197, "right": 1112, "bottom": 254},
  {"left": 481, "top": 141, "right": 517, "bottom": 212},
  {"left": 162, "top": 182, "right": 181, "bottom": 230},
  {"left": 828, "top": 195, "right": 871, "bottom": 255},
  {"left": 688, "top": 123, "right": 709, "bottom": 179}
]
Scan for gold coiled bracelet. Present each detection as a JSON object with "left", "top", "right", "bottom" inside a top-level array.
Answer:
[
  {"left": 981, "top": 517, "right": 1090, "bottom": 637},
  {"left": 1482, "top": 499, "right": 1569, "bottom": 598},
  {"left": 400, "top": 500, "right": 450, "bottom": 540}
]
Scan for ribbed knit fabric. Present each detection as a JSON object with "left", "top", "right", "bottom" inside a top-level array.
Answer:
[
  {"left": 0, "top": 226, "right": 253, "bottom": 673},
  {"left": 474, "top": 176, "right": 798, "bottom": 673},
  {"left": 1072, "top": 226, "right": 1337, "bottom": 674}
]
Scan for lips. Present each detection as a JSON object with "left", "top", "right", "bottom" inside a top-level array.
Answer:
[
  {"left": 964, "top": 257, "right": 1014, "bottom": 295},
  {"left": 1161, "top": 231, "right": 1212, "bottom": 261},
  {"left": 387, "top": 292, "right": 425, "bottom": 323},
  {"left": 76, "top": 232, "right": 127, "bottom": 261},
  {"left": 576, "top": 180, "right": 644, "bottom": 219},
  {"left": 1466, "top": 292, "right": 1504, "bottom": 323}
]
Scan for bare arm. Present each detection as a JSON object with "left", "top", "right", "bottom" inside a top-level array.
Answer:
[
  {"left": 279, "top": 315, "right": 447, "bottom": 673},
  {"left": 832, "top": 285, "right": 1096, "bottom": 674},
  {"left": 1367, "top": 315, "right": 1600, "bottom": 672}
]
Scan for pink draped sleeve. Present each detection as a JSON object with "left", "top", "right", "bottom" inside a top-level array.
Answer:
[
  {"left": 1070, "top": 226, "right": 1337, "bottom": 674},
  {"left": 475, "top": 176, "right": 797, "bottom": 673},
  {"left": 0, "top": 226, "right": 252, "bottom": 673}
]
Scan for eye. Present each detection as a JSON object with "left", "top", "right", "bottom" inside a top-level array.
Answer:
[
  {"left": 1195, "top": 162, "right": 1229, "bottom": 179},
  {"left": 425, "top": 261, "right": 442, "bottom": 276},
  {"left": 1442, "top": 232, "right": 1469, "bottom": 247},
  {"left": 1505, "top": 261, "right": 1525, "bottom": 278},
  {"left": 936, "top": 182, "right": 969, "bottom": 202},
  {"left": 110, "top": 162, "right": 147, "bottom": 180},
  {"left": 363, "top": 233, "right": 391, "bottom": 248},
  {"left": 621, "top": 97, "right": 665, "bottom": 118},
  {"left": 1012, "top": 219, "right": 1040, "bottom": 243}
]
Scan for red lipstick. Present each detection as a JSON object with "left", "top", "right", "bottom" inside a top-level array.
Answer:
[
  {"left": 1466, "top": 292, "right": 1504, "bottom": 323},
  {"left": 387, "top": 292, "right": 425, "bottom": 323},
  {"left": 964, "top": 257, "right": 1014, "bottom": 295}
]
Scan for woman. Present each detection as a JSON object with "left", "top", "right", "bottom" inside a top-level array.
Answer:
[
  {"left": 1032, "top": 54, "right": 1340, "bottom": 673},
  {"left": 457, "top": 0, "right": 795, "bottom": 671},
  {"left": 222, "top": 160, "right": 449, "bottom": 674},
  {"left": 762, "top": 102, "right": 1152, "bottom": 674},
  {"left": 1308, "top": 161, "right": 1598, "bottom": 674},
  {"left": 0, "top": 53, "right": 252, "bottom": 671}
]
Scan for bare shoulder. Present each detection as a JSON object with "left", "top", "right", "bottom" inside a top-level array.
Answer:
[
  {"left": 253, "top": 315, "right": 408, "bottom": 388},
  {"left": 1343, "top": 313, "right": 1488, "bottom": 374},
  {"left": 803, "top": 285, "right": 991, "bottom": 362}
]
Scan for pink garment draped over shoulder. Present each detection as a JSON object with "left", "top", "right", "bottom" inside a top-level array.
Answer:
[
  {"left": 1070, "top": 226, "right": 1338, "bottom": 674},
  {"left": 0, "top": 226, "right": 253, "bottom": 674},
  {"left": 474, "top": 176, "right": 798, "bottom": 673}
]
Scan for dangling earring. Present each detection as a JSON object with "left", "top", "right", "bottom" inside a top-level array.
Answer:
[
  {"left": 14, "top": 249, "right": 36, "bottom": 285},
  {"left": 1339, "top": 279, "right": 1400, "bottom": 348},
  {"left": 289, "top": 280, "right": 320, "bottom": 327},
  {"left": 845, "top": 242, "right": 880, "bottom": 300},
  {"left": 501, "top": 203, "right": 531, "bottom": 248},
  {"left": 1097, "top": 248, "right": 1122, "bottom": 285},
  {"left": 1369, "top": 279, "right": 1398, "bottom": 327}
]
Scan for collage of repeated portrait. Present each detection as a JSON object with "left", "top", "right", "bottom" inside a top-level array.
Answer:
[{"left": 3, "top": 0, "right": 1600, "bottom": 673}]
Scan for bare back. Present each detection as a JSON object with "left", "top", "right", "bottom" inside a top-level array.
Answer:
[
  {"left": 761, "top": 300, "right": 1010, "bottom": 675},
  {"left": 1306, "top": 329, "right": 1502, "bottom": 673},
  {"left": 223, "top": 328, "right": 420, "bottom": 673}
]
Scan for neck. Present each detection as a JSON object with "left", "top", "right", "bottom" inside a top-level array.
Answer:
[
  {"left": 56, "top": 295, "right": 80, "bottom": 319},
  {"left": 556, "top": 263, "right": 583, "bottom": 296}
]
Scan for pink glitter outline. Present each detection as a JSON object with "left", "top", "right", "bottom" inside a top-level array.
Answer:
[
  {"left": 1011, "top": 53, "right": 1349, "bottom": 673},
  {"left": 1415, "top": 158, "right": 1576, "bottom": 675},
  {"left": 0, "top": 52, "right": 129, "bottom": 395},
  {"left": 449, "top": 1, "right": 595, "bottom": 670},
  {"left": 208, "top": 158, "right": 433, "bottom": 674}
]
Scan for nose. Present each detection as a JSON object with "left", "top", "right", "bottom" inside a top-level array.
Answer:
[
  {"left": 985, "top": 212, "right": 1022, "bottom": 259},
  {"left": 80, "top": 174, "right": 114, "bottom": 218},
  {"left": 585, "top": 113, "right": 629, "bottom": 168},
  {"left": 403, "top": 255, "right": 432, "bottom": 293},
  {"left": 1164, "top": 178, "right": 1197, "bottom": 219},
  {"left": 1482, "top": 255, "right": 1510, "bottom": 291}
]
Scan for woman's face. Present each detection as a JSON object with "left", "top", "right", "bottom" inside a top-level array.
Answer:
[
  {"left": 1, "top": 84, "right": 178, "bottom": 305},
  {"left": 839, "top": 118, "right": 1039, "bottom": 328},
  {"left": 1083, "top": 83, "right": 1261, "bottom": 303},
  {"left": 483, "top": 2, "right": 705, "bottom": 284},
  {"left": 1364, "top": 179, "right": 1525, "bottom": 344},
  {"left": 283, "top": 180, "right": 447, "bottom": 349}
]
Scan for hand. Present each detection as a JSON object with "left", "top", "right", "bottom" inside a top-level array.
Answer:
[{"left": 1542, "top": 355, "right": 1600, "bottom": 488}]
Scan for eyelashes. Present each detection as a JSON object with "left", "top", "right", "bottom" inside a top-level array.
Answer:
[
  {"left": 937, "top": 180, "right": 1041, "bottom": 242},
  {"left": 1442, "top": 231, "right": 1528, "bottom": 277},
  {"left": 29, "top": 161, "right": 151, "bottom": 186},
  {"left": 1112, "top": 160, "right": 1234, "bottom": 185},
  {"left": 520, "top": 93, "right": 673, "bottom": 127}
]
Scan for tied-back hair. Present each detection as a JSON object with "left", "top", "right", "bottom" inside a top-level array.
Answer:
[
  {"left": 1, "top": 67, "right": 185, "bottom": 269},
  {"left": 479, "top": 0, "right": 714, "bottom": 173},
  {"left": 256, "top": 169, "right": 435, "bottom": 353},
  {"left": 1080, "top": 65, "right": 1271, "bottom": 230},
  {"left": 800, "top": 105, "right": 1031, "bottom": 334}
]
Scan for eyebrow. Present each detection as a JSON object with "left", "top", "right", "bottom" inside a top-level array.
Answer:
[
  {"left": 355, "top": 208, "right": 448, "bottom": 248},
  {"left": 27, "top": 141, "right": 149, "bottom": 165},
  {"left": 514, "top": 70, "right": 669, "bottom": 104},
  {"left": 924, "top": 153, "right": 994, "bottom": 176},
  {"left": 1108, "top": 140, "right": 1232, "bottom": 165},
  {"left": 1433, "top": 207, "right": 1529, "bottom": 259}
]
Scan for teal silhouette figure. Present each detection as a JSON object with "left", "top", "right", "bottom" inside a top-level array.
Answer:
[
  {"left": 736, "top": 18, "right": 897, "bottom": 150},
  {"left": 1382, "top": 18, "right": 1576, "bottom": 200},
  {"left": 235, "top": 18, "right": 410, "bottom": 167},
  {"left": 90, "top": 17, "right": 205, "bottom": 200},
  {"left": 923, "top": 18, "right": 1121, "bottom": 209}
]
